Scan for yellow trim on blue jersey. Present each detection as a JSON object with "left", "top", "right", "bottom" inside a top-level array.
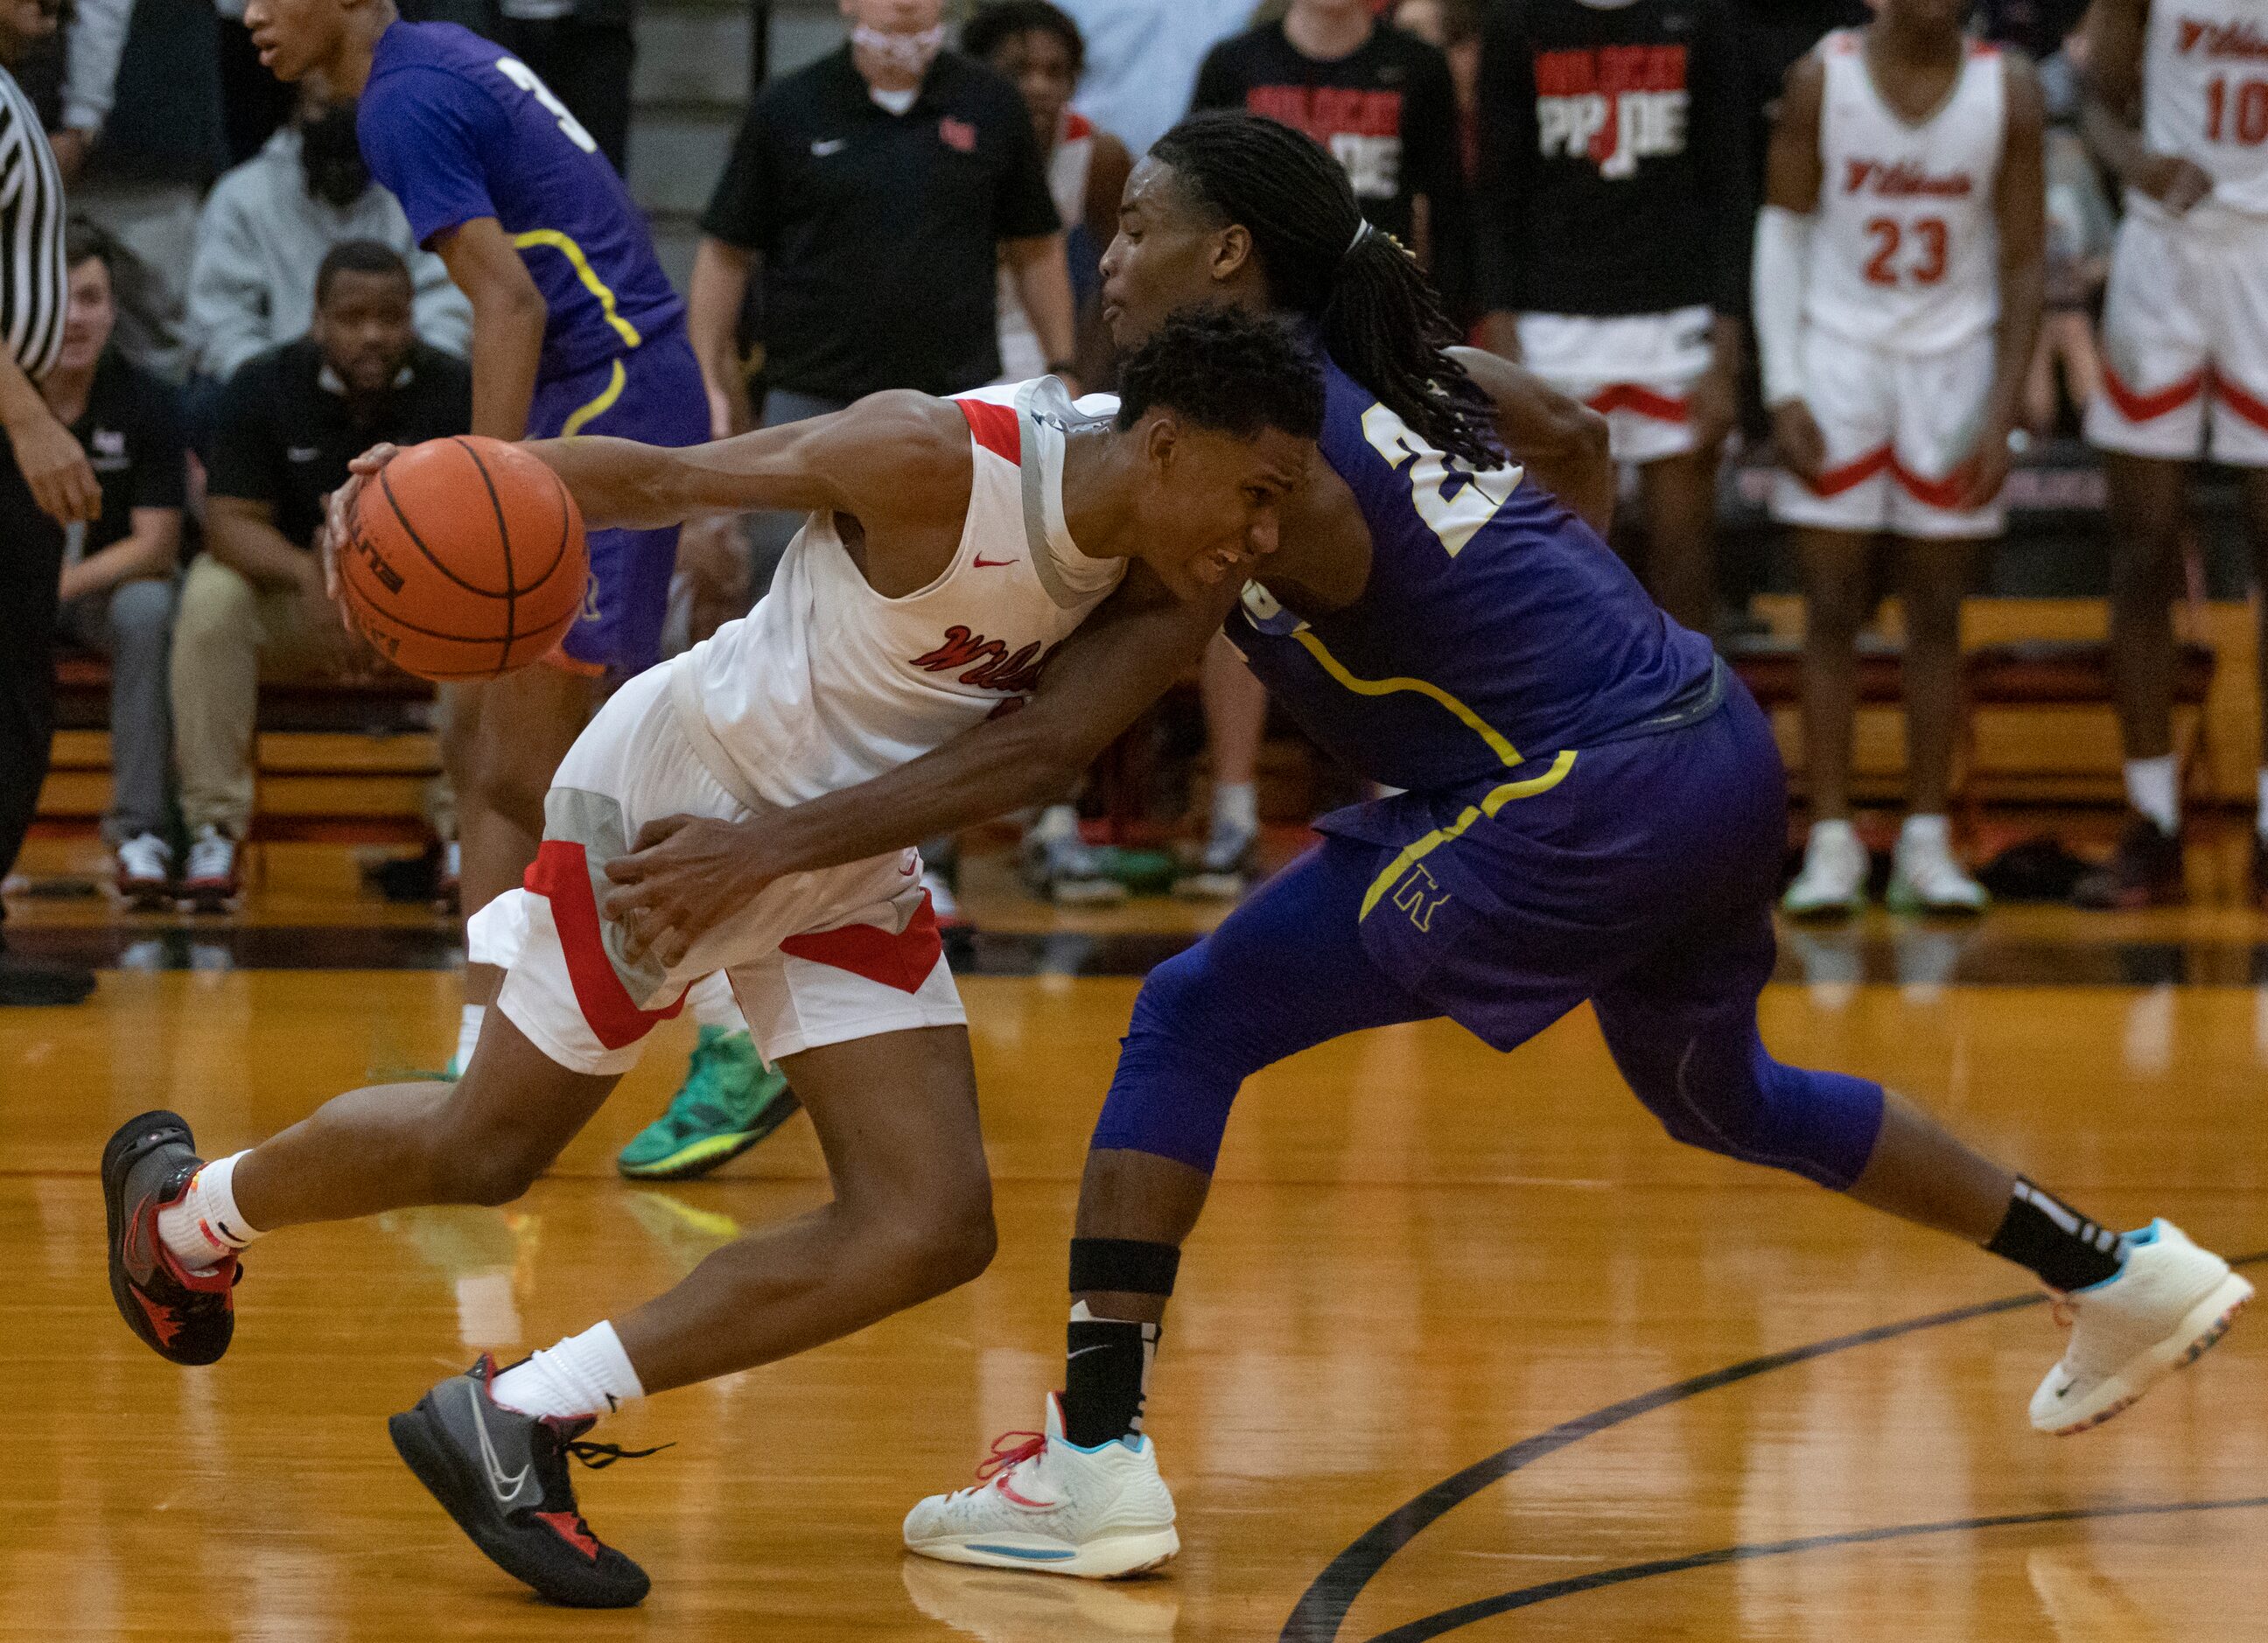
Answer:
[
  {"left": 1358, "top": 750, "right": 1579, "bottom": 921},
  {"left": 513, "top": 228, "right": 644, "bottom": 349},
  {"left": 1291, "top": 629, "right": 1524, "bottom": 767},
  {"left": 560, "top": 358, "right": 627, "bottom": 437}
]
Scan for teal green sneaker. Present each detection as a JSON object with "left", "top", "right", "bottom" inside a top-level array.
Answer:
[{"left": 615, "top": 1028, "right": 802, "bottom": 1181}]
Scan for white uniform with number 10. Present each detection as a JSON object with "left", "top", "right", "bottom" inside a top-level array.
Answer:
[{"left": 2084, "top": 0, "right": 2268, "bottom": 465}]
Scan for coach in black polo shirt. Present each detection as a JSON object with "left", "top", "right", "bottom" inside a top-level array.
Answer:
[
  {"left": 170, "top": 240, "right": 470, "bottom": 895},
  {"left": 689, "top": 0, "right": 1074, "bottom": 586}
]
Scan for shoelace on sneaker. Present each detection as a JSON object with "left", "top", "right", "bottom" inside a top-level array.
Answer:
[
  {"left": 975, "top": 1430, "right": 1046, "bottom": 1482},
  {"left": 186, "top": 836, "right": 235, "bottom": 880},
  {"left": 561, "top": 1438, "right": 673, "bottom": 1471}
]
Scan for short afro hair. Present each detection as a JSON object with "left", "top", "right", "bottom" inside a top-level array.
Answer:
[
  {"left": 1113, "top": 304, "right": 1326, "bottom": 445},
  {"left": 314, "top": 238, "right": 411, "bottom": 308},
  {"left": 962, "top": 1, "right": 1084, "bottom": 75}
]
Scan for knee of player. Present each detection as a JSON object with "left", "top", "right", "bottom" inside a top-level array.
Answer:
[
  {"left": 430, "top": 1118, "right": 554, "bottom": 1206},
  {"left": 880, "top": 1178, "right": 998, "bottom": 1301}
]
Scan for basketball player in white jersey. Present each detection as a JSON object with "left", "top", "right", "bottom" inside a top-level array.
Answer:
[
  {"left": 1754, "top": 0, "right": 2044, "bottom": 916},
  {"left": 2077, "top": 0, "right": 2268, "bottom": 906},
  {"left": 95, "top": 307, "right": 1322, "bottom": 1608}
]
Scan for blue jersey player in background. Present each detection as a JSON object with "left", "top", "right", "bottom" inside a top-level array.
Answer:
[
  {"left": 585, "top": 113, "right": 2250, "bottom": 1577},
  {"left": 242, "top": 0, "right": 780, "bottom": 1130}
]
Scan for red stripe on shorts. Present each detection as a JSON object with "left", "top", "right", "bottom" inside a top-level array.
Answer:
[
  {"left": 1891, "top": 458, "right": 1973, "bottom": 510},
  {"left": 779, "top": 892, "right": 943, "bottom": 995},
  {"left": 2101, "top": 365, "right": 2205, "bottom": 423},
  {"left": 524, "top": 840, "right": 688, "bottom": 1051},
  {"left": 959, "top": 397, "right": 1023, "bottom": 464},
  {"left": 1802, "top": 445, "right": 1894, "bottom": 498},
  {"left": 1585, "top": 382, "right": 1690, "bottom": 423},
  {"left": 2212, "top": 370, "right": 2268, "bottom": 434}
]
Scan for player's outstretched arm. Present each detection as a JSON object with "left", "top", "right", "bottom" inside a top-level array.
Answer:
[
  {"left": 601, "top": 565, "right": 1236, "bottom": 968},
  {"left": 1447, "top": 346, "right": 1614, "bottom": 535},
  {"left": 523, "top": 390, "right": 970, "bottom": 532}
]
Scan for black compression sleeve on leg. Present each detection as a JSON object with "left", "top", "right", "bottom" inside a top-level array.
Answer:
[{"left": 1069, "top": 1237, "right": 1181, "bottom": 1297}]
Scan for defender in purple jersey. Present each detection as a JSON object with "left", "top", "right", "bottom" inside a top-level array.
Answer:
[
  {"left": 242, "top": 0, "right": 748, "bottom": 1109},
  {"left": 565, "top": 114, "right": 2245, "bottom": 1574}
]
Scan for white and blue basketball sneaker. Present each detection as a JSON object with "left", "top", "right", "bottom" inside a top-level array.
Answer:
[
  {"left": 2030, "top": 1220, "right": 2251, "bottom": 1435},
  {"left": 904, "top": 1395, "right": 1179, "bottom": 1578}
]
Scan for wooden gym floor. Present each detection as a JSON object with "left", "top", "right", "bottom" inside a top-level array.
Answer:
[{"left": 4, "top": 836, "right": 2264, "bottom": 1640}]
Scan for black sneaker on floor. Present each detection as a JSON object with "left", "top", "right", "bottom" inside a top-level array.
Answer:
[
  {"left": 389, "top": 1357, "right": 661, "bottom": 1609},
  {"left": 2072, "top": 814, "right": 2186, "bottom": 909},
  {"left": 0, "top": 947, "right": 94, "bottom": 1005},
  {"left": 101, "top": 1110, "right": 240, "bottom": 1365}
]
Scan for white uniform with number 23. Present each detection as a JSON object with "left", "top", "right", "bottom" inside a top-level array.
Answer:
[{"left": 1771, "top": 31, "right": 2011, "bottom": 539}]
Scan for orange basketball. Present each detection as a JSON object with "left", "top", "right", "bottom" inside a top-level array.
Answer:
[{"left": 341, "top": 435, "right": 587, "bottom": 682}]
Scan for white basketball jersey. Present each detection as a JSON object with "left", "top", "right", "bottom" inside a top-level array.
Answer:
[
  {"left": 668, "top": 376, "right": 1126, "bottom": 810},
  {"left": 2138, "top": 0, "right": 2268, "bottom": 220},
  {"left": 1806, "top": 31, "right": 2007, "bottom": 353},
  {"left": 997, "top": 112, "right": 1098, "bottom": 382}
]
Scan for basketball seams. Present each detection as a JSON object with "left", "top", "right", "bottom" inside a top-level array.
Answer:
[
  {"left": 452, "top": 437, "right": 520, "bottom": 674},
  {"left": 376, "top": 465, "right": 513, "bottom": 600},
  {"left": 346, "top": 437, "right": 586, "bottom": 681}
]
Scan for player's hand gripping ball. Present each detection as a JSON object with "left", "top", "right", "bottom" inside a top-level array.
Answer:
[{"left": 338, "top": 435, "right": 587, "bottom": 681}]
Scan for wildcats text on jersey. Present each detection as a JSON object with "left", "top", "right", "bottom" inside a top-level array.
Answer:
[
  {"left": 2177, "top": 17, "right": 2268, "bottom": 58},
  {"left": 1844, "top": 159, "right": 1977, "bottom": 198},
  {"left": 1533, "top": 45, "right": 1690, "bottom": 178}
]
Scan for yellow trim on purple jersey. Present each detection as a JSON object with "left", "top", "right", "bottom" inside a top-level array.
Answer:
[
  {"left": 513, "top": 228, "right": 644, "bottom": 349},
  {"left": 1358, "top": 750, "right": 1580, "bottom": 921},
  {"left": 560, "top": 357, "right": 628, "bottom": 437},
  {"left": 1290, "top": 629, "right": 1526, "bottom": 769}
]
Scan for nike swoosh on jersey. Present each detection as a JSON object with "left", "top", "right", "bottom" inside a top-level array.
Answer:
[{"left": 973, "top": 556, "right": 1016, "bottom": 568}]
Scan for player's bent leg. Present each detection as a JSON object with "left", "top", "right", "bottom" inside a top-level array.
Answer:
[
  {"left": 907, "top": 846, "right": 1435, "bottom": 1578},
  {"left": 101, "top": 1010, "right": 620, "bottom": 1367},
  {"left": 612, "top": 1024, "right": 996, "bottom": 1392},
  {"left": 1596, "top": 916, "right": 2248, "bottom": 1435}
]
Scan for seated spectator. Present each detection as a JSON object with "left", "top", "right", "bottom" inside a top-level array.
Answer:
[
  {"left": 172, "top": 241, "right": 471, "bottom": 907},
  {"left": 48, "top": 219, "right": 187, "bottom": 906},
  {"left": 187, "top": 85, "right": 470, "bottom": 400}
]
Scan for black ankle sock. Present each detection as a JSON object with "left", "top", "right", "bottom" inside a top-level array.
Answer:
[
  {"left": 1061, "top": 1237, "right": 1178, "bottom": 1447},
  {"left": 1063, "top": 1312, "right": 1158, "bottom": 1447},
  {"left": 1986, "top": 1179, "right": 2125, "bottom": 1291}
]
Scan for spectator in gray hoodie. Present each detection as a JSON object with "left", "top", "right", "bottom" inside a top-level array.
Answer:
[{"left": 186, "top": 87, "right": 469, "bottom": 395}]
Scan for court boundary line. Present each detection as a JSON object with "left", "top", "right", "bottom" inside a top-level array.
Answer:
[
  {"left": 1361, "top": 1494, "right": 2268, "bottom": 1641},
  {"left": 1279, "top": 1250, "right": 2268, "bottom": 1642}
]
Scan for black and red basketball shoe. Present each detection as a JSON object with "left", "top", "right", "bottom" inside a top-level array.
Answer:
[
  {"left": 101, "top": 1109, "right": 241, "bottom": 1366},
  {"left": 388, "top": 1358, "right": 659, "bottom": 1608}
]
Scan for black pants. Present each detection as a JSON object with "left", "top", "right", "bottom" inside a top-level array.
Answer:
[
  {"left": 0, "top": 451, "right": 65, "bottom": 927},
  {"left": 498, "top": 17, "right": 635, "bottom": 175}
]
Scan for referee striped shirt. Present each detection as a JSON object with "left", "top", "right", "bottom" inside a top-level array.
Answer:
[{"left": 0, "top": 65, "right": 66, "bottom": 381}]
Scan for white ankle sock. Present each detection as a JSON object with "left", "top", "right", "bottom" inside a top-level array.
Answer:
[
  {"left": 156, "top": 1151, "right": 261, "bottom": 1272},
  {"left": 2124, "top": 756, "right": 2179, "bottom": 835},
  {"left": 1212, "top": 781, "right": 1257, "bottom": 834},
  {"left": 687, "top": 972, "right": 744, "bottom": 1033},
  {"left": 1900, "top": 813, "right": 1950, "bottom": 847},
  {"left": 489, "top": 1321, "right": 646, "bottom": 1421},
  {"left": 453, "top": 1003, "right": 485, "bottom": 1075}
]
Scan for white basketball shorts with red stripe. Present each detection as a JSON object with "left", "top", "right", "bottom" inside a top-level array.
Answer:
[
  {"left": 2086, "top": 204, "right": 2268, "bottom": 468},
  {"left": 1516, "top": 305, "right": 1717, "bottom": 465},
  {"left": 1769, "top": 325, "right": 2004, "bottom": 541},
  {"left": 466, "top": 661, "right": 965, "bottom": 1079}
]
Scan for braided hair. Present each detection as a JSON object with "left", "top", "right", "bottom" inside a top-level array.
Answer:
[{"left": 1148, "top": 111, "right": 1501, "bottom": 468}]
